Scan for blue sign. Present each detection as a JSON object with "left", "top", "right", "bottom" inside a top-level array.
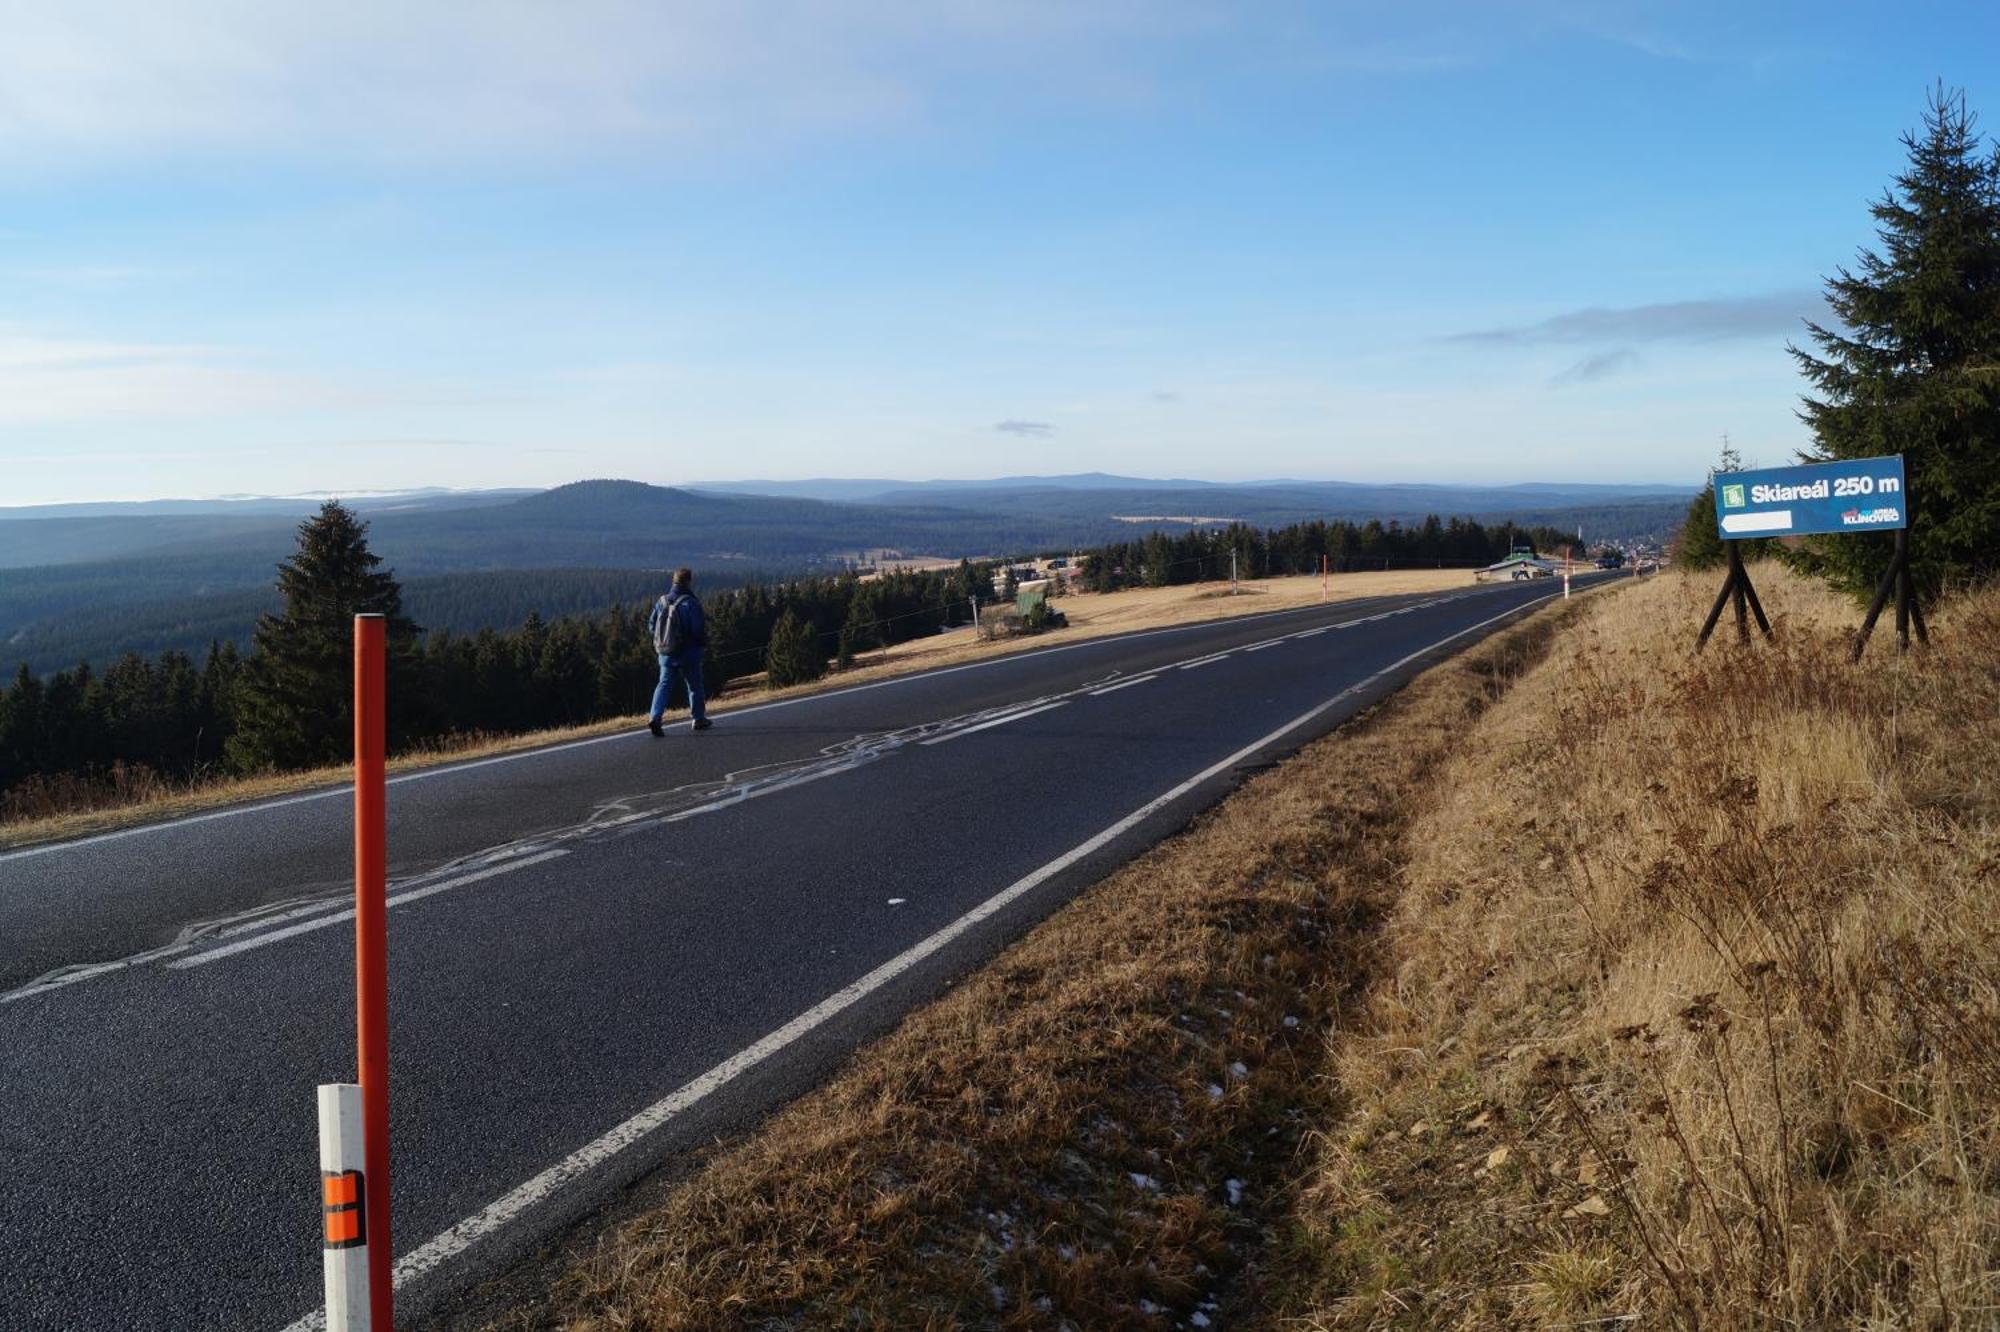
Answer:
[{"left": 1714, "top": 455, "right": 1907, "bottom": 539}]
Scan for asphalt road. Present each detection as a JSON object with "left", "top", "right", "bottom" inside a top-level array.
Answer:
[{"left": 0, "top": 574, "right": 1605, "bottom": 1329}]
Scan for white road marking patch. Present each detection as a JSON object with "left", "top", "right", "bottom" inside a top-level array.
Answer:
[
  {"left": 1088, "top": 674, "right": 1158, "bottom": 696},
  {"left": 166, "top": 850, "right": 570, "bottom": 970},
  {"left": 0, "top": 941, "right": 193, "bottom": 1005},
  {"left": 269, "top": 589, "right": 1560, "bottom": 1332},
  {"left": 918, "top": 701, "right": 1069, "bottom": 746},
  {"left": 1179, "top": 653, "right": 1232, "bottom": 670}
]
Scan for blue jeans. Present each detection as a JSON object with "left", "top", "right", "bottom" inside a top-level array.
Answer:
[{"left": 650, "top": 654, "right": 706, "bottom": 723}]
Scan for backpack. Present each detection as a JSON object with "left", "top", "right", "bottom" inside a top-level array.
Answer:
[{"left": 651, "top": 593, "right": 704, "bottom": 657}]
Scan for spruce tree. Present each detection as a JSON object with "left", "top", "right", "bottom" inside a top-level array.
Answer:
[
  {"left": 764, "top": 608, "right": 824, "bottom": 688},
  {"left": 1679, "top": 440, "right": 1772, "bottom": 570},
  {"left": 227, "top": 501, "right": 419, "bottom": 773},
  {"left": 1676, "top": 483, "right": 1727, "bottom": 571},
  {"left": 1790, "top": 86, "right": 2000, "bottom": 595}
]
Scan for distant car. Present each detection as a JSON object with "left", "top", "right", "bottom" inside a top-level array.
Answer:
[{"left": 1594, "top": 556, "right": 1621, "bottom": 569}]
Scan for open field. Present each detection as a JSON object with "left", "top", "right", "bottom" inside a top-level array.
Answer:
[
  {"left": 471, "top": 566, "right": 1997, "bottom": 1330},
  {"left": 0, "top": 567, "right": 1478, "bottom": 851}
]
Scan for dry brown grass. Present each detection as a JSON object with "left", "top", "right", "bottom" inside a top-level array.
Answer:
[
  {"left": 1280, "top": 565, "right": 2000, "bottom": 1329},
  {"left": 0, "top": 568, "right": 1472, "bottom": 852},
  {"left": 478, "top": 580, "right": 1584, "bottom": 1331}
]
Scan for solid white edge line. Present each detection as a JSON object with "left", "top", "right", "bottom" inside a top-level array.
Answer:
[
  {"left": 167, "top": 850, "right": 570, "bottom": 971},
  {"left": 3, "top": 583, "right": 1547, "bottom": 866},
  {"left": 1088, "top": 674, "right": 1158, "bottom": 697},
  {"left": 271, "top": 587, "right": 1562, "bottom": 1332},
  {"left": 916, "top": 701, "right": 1069, "bottom": 747}
]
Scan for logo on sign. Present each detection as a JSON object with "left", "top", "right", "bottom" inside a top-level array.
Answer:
[
  {"left": 1840, "top": 507, "right": 1900, "bottom": 526},
  {"left": 1721, "top": 483, "right": 1746, "bottom": 508}
]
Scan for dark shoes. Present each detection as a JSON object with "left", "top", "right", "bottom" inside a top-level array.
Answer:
[
  {"left": 691, "top": 718, "right": 713, "bottom": 731},
  {"left": 647, "top": 717, "right": 665, "bottom": 737}
]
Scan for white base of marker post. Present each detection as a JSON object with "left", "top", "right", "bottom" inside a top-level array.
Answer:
[{"left": 318, "top": 1083, "right": 372, "bottom": 1331}]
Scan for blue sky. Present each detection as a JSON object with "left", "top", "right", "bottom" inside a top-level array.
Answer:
[{"left": 2, "top": 1, "right": 1994, "bottom": 504}]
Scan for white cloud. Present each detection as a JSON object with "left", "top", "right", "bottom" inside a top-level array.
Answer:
[
  {"left": 0, "top": 330, "right": 351, "bottom": 424},
  {"left": 1450, "top": 290, "right": 1827, "bottom": 346},
  {"left": 0, "top": 0, "right": 1228, "bottom": 165}
]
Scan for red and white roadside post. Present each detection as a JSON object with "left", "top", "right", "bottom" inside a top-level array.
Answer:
[
  {"left": 318, "top": 614, "right": 394, "bottom": 1331},
  {"left": 1320, "top": 554, "right": 1328, "bottom": 602}
]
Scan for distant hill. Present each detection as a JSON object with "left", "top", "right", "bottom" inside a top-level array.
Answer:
[
  {"left": 0, "top": 475, "right": 1693, "bottom": 675},
  {"left": 0, "top": 481, "right": 1085, "bottom": 672}
]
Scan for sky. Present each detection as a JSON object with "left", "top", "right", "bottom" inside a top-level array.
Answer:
[{"left": 2, "top": 0, "right": 1995, "bottom": 504}]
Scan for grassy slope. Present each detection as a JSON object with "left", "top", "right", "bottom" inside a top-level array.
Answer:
[
  {"left": 476, "top": 568, "right": 1995, "bottom": 1331},
  {"left": 1279, "top": 566, "right": 1998, "bottom": 1328}
]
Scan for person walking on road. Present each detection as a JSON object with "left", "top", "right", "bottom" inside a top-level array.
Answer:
[{"left": 648, "top": 567, "right": 711, "bottom": 735}]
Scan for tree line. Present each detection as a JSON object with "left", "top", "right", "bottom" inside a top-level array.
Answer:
[{"left": 1073, "top": 516, "right": 1584, "bottom": 593}]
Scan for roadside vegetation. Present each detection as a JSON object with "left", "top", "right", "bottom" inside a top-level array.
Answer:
[{"left": 1279, "top": 567, "right": 1997, "bottom": 1327}]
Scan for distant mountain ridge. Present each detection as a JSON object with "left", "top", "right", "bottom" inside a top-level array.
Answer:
[
  {"left": 1, "top": 475, "right": 1693, "bottom": 675},
  {"left": 694, "top": 473, "right": 1692, "bottom": 505}
]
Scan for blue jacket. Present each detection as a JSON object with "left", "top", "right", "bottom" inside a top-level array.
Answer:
[{"left": 650, "top": 590, "right": 706, "bottom": 661}]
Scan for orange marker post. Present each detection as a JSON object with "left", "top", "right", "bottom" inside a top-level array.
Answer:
[{"left": 353, "top": 614, "right": 393, "bottom": 1331}]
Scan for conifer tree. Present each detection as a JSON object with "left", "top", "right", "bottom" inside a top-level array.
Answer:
[
  {"left": 227, "top": 501, "right": 419, "bottom": 773},
  {"left": 764, "top": 608, "right": 824, "bottom": 688},
  {"left": 1676, "top": 483, "right": 1727, "bottom": 571},
  {"left": 1678, "top": 440, "right": 1772, "bottom": 570},
  {"left": 1790, "top": 86, "right": 2000, "bottom": 595}
]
